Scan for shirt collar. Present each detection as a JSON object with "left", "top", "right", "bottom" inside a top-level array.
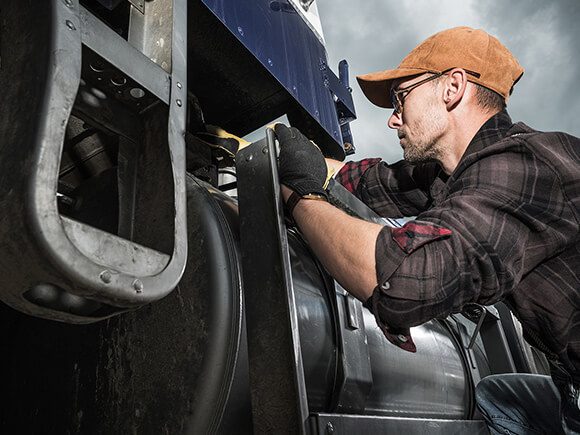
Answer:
[{"left": 463, "top": 109, "right": 514, "bottom": 157}]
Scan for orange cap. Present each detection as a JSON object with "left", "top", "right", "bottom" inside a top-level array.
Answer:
[{"left": 356, "top": 26, "right": 524, "bottom": 108}]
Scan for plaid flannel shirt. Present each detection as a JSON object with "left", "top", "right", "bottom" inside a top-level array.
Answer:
[{"left": 336, "top": 110, "right": 580, "bottom": 381}]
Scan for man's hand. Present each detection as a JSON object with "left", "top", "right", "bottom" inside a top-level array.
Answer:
[{"left": 274, "top": 124, "right": 329, "bottom": 198}]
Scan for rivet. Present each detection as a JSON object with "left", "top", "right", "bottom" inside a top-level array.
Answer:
[
  {"left": 245, "top": 154, "right": 253, "bottom": 162},
  {"left": 176, "top": 99, "right": 182, "bottom": 107},
  {"left": 326, "top": 422, "right": 334, "bottom": 434},
  {"left": 65, "top": 20, "right": 76, "bottom": 31},
  {"left": 237, "top": 26, "right": 244, "bottom": 36},
  {"left": 397, "top": 334, "right": 408, "bottom": 343},
  {"left": 99, "top": 270, "right": 112, "bottom": 284},
  {"left": 64, "top": 0, "right": 73, "bottom": 7},
  {"left": 176, "top": 82, "right": 182, "bottom": 89},
  {"left": 262, "top": 146, "right": 268, "bottom": 154},
  {"left": 110, "top": 76, "right": 127, "bottom": 87},
  {"left": 381, "top": 281, "right": 390, "bottom": 291},
  {"left": 132, "top": 279, "right": 143, "bottom": 293}
]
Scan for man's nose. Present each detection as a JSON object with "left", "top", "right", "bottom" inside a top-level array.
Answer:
[{"left": 388, "top": 110, "right": 402, "bottom": 129}]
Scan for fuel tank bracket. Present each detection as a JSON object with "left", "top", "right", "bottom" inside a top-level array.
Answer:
[{"left": 236, "top": 130, "right": 310, "bottom": 434}]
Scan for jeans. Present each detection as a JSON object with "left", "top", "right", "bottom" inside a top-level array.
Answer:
[{"left": 475, "top": 373, "right": 580, "bottom": 434}]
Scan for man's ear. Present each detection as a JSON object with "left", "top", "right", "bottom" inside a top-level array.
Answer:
[{"left": 443, "top": 68, "right": 468, "bottom": 110}]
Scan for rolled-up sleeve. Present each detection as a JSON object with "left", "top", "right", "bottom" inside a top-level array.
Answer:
[
  {"left": 367, "top": 151, "right": 577, "bottom": 339},
  {"left": 336, "top": 159, "right": 441, "bottom": 217}
]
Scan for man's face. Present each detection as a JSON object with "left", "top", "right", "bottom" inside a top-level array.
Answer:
[{"left": 388, "top": 74, "right": 448, "bottom": 163}]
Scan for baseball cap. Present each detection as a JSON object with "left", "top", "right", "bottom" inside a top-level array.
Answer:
[{"left": 357, "top": 26, "right": 524, "bottom": 108}]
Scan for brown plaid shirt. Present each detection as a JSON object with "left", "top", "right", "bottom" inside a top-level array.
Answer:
[{"left": 336, "top": 110, "right": 580, "bottom": 381}]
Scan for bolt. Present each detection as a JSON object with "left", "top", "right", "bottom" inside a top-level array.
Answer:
[
  {"left": 176, "top": 99, "right": 182, "bottom": 107},
  {"left": 326, "top": 422, "right": 334, "bottom": 434},
  {"left": 132, "top": 279, "right": 144, "bottom": 293},
  {"left": 176, "top": 82, "right": 182, "bottom": 89},
  {"left": 99, "top": 270, "right": 112, "bottom": 284},
  {"left": 65, "top": 20, "right": 76, "bottom": 31}
]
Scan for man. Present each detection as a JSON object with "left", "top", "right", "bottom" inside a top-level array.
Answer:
[{"left": 275, "top": 27, "right": 580, "bottom": 433}]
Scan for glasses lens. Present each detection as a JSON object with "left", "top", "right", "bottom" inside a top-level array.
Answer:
[{"left": 390, "top": 90, "right": 400, "bottom": 113}]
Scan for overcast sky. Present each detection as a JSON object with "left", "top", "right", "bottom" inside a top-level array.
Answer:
[{"left": 317, "top": 0, "right": 580, "bottom": 162}]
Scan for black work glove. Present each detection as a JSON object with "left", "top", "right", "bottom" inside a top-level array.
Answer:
[{"left": 274, "top": 124, "right": 328, "bottom": 198}]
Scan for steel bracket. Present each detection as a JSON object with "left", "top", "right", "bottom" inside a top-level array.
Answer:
[
  {"left": 0, "top": 0, "right": 188, "bottom": 322},
  {"left": 236, "top": 131, "right": 310, "bottom": 434}
]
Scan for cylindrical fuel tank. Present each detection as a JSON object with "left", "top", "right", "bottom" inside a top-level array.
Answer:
[
  {"left": 0, "top": 176, "right": 476, "bottom": 434},
  {"left": 287, "top": 230, "right": 469, "bottom": 420}
]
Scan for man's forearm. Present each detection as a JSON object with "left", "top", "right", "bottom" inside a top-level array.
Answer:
[{"left": 282, "top": 186, "right": 383, "bottom": 301}]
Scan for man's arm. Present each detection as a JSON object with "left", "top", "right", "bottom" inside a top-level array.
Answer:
[
  {"left": 331, "top": 158, "right": 441, "bottom": 218},
  {"left": 281, "top": 185, "right": 382, "bottom": 301}
]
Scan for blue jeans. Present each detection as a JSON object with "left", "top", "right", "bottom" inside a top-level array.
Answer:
[{"left": 476, "top": 373, "right": 580, "bottom": 434}]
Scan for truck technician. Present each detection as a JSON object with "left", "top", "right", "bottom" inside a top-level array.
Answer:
[{"left": 275, "top": 27, "right": 580, "bottom": 434}]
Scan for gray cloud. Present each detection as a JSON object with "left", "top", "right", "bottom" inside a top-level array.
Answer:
[{"left": 317, "top": 0, "right": 580, "bottom": 162}]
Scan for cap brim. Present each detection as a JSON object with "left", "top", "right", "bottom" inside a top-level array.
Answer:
[{"left": 356, "top": 68, "right": 429, "bottom": 108}]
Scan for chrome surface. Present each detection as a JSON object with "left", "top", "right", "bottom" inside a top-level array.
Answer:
[{"left": 364, "top": 311, "right": 468, "bottom": 418}]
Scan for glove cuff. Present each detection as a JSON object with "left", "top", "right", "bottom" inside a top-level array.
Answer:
[{"left": 284, "top": 179, "right": 328, "bottom": 199}]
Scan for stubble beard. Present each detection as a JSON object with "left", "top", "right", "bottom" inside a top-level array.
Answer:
[{"left": 402, "top": 105, "right": 446, "bottom": 163}]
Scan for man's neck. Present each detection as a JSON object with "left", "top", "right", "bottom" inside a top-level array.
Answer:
[{"left": 438, "top": 109, "right": 500, "bottom": 174}]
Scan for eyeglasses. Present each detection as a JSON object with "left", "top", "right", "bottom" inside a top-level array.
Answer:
[{"left": 390, "top": 68, "right": 480, "bottom": 115}]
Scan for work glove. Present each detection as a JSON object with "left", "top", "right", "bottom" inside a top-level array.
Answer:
[
  {"left": 192, "top": 125, "right": 251, "bottom": 165},
  {"left": 274, "top": 124, "right": 333, "bottom": 198}
]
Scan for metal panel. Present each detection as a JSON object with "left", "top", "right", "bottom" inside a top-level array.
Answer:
[
  {"left": 73, "top": 77, "right": 141, "bottom": 142},
  {"left": 128, "top": 0, "right": 173, "bottom": 72},
  {"left": 79, "top": 5, "right": 171, "bottom": 103},
  {"left": 363, "top": 314, "right": 469, "bottom": 418},
  {"left": 236, "top": 132, "right": 310, "bottom": 434},
  {"left": 201, "top": 0, "right": 355, "bottom": 156},
  {"left": 310, "top": 413, "right": 489, "bottom": 435},
  {"left": 331, "top": 283, "right": 373, "bottom": 413}
]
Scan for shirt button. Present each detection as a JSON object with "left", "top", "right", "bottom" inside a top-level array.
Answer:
[
  {"left": 381, "top": 282, "right": 390, "bottom": 291},
  {"left": 397, "top": 334, "right": 408, "bottom": 343}
]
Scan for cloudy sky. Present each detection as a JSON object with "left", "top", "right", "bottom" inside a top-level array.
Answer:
[{"left": 316, "top": 0, "right": 580, "bottom": 162}]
